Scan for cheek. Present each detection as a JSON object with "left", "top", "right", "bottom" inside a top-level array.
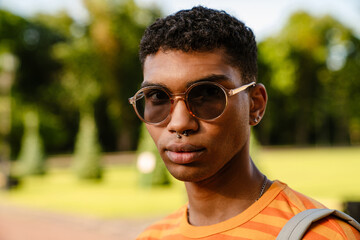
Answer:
[
  {"left": 145, "top": 125, "right": 162, "bottom": 148},
  {"left": 216, "top": 97, "right": 250, "bottom": 150},
  {"left": 145, "top": 125, "right": 171, "bottom": 156},
  {"left": 229, "top": 94, "right": 250, "bottom": 131}
]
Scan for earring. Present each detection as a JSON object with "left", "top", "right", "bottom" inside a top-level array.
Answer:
[
  {"left": 176, "top": 132, "right": 182, "bottom": 139},
  {"left": 254, "top": 116, "right": 261, "bottom": 123}
]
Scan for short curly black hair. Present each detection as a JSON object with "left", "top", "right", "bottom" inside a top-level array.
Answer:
[{"left": 139, "top": 6, "right": 257, "bottom": 83}]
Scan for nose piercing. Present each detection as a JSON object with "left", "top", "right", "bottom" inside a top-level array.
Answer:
[{"left": 176, "top": 130, "right": 189, "bottom": 138}]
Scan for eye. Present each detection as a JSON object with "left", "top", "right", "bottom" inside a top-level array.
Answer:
[
  {"left": 189, "top": 84, "right": 222, "bottom": 103},
  {"left": 145, "top": 89, "right": 168, "bottom": 103},
  {"left": 203, "top": 85, "right": 221, "bottom": 96},
  {"left": 189, "top": 94, "right": 204, "bottom": 103}
]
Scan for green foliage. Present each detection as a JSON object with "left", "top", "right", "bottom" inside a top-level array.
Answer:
[
  {"left": 0, "top": 10, "right": 27, "bottom": 51},
  {"left": 2, "top": 1, "right": 162, "bottom": 160},
  {"left": 0, "top": 53, "right": 16, "bottom": 158},
  {"left": 4, "top": 2, "right": 360, "bottom": 160},
  {"left": 81, "top": 0, "right": 162, "bottom": 151},
  {"left": 14, "top": 109, "right": 45, "bottom": 176},
  {"left": 72, "top": 110, "right": 102, "bottom": 180},
  {"left": 137, "top": 124, "right": 170, "bottom": 187},
  {"left": 0, "top": 10, "right": 76, "bottom": 157},
  {"left": 256, "top": 11, "right": 360, "bottom": 146},
  {"left": 53, "top": 37, "right": 103, "bottom": 108},
  {"left": 51, "top": 11, "right": 107, "bottom": 180}
]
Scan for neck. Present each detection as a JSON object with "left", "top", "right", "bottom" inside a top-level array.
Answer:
[{"left": 184, "top": 153, "right": 266, "bottom": 226}]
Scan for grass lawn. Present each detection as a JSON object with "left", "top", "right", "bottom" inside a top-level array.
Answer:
[
  {"left": 0, "top": 147, "right": 359, "bottom": 218},
  {"left": 257, "top": 147, "right": 360, "bottom": 208},
  {"left": 0, "top": 165, "right": 187, "bottom": 219}
]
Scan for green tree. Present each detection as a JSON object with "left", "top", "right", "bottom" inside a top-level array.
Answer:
[
  {"left": 54, "top": 35, "right": 104, "bottom": 179},
  {"left": 14, "top": 108, "right": 45, "bottom": 176},
  {"left": 53, "top": 0, "right": 161, "bottom": 178},
  {"left": 0, "top": 10, "right": 66, "bottom": 178},
  {"left": 72, "top": 108, "right": 102, "bottom": 179},
  {"left": 2, "top": 1, "right": 162, "bottom": 162},
  {"left": 0, "top": 51, "right": 18, "bottom": 188},
  {"left": 256, "top": 11, "right": 360, "bottom": 146},
  {"left": 83, "top": 0, "right": 161, "bottom": 151}
]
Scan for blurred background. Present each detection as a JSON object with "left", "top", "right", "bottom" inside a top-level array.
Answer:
[{"left": 0, "top": 0, "right": 359, "bottom": 239}]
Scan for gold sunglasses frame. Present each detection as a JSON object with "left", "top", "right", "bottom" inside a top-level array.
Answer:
[{"left": 129, "top": 81, "right": 256, "bottom": 125}]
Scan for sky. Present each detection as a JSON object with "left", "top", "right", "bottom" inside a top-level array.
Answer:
[{"left": 0, "top": 0, "right": 359, "bottom": 40}]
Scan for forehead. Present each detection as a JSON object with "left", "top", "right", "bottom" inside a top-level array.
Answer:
[{"left": 142, "top": 49, "right": 242, "bottom": 90}]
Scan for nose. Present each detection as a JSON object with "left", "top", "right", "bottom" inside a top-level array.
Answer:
[{"left": 167, "top": 98, "right": 199, "bottom": 135}]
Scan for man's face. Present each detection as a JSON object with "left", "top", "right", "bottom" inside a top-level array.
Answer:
[{"left": 143, "top": 49, "right": 252, "bottom": 183}]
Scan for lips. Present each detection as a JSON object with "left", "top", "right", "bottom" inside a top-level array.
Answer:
[{"left": 165, "top": 143, "right": 205, "bottom": 164}]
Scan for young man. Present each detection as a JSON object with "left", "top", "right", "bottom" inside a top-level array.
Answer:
[{"left": 130, "top": 6, "right": 360, "bottom": 239}]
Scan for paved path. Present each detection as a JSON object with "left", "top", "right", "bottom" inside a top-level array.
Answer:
[{"left": 0, "top": 204, "right": 160, "bottom": 240}]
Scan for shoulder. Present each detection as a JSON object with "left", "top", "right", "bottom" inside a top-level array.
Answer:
[
  {"left": 272, "top": 181, "right": 360, "bottom": 239},
  {"left": 303, "top": 215, "right": 360, "bottom": 239},
  {"left": 276, "top": 181, "right": 327, "bottom": 211},
  {"left": 262, "top": 181, "right": 327, "bottom": 219},
  {"left": 136, "top": 205, "right": 186, "bottom": 240}
]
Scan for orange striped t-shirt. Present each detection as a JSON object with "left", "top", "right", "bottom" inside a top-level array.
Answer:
[{"left": 137, "top": 181, "right": 360, "bottom": 239}]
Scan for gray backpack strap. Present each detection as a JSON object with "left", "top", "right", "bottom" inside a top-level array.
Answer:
[{"left": 276, "top": 208, "right": 360, "bottom": 240}]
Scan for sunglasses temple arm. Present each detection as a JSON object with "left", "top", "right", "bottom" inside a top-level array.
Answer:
[{"left": 228, "top": 81, "right": 256, "bottom": 96}]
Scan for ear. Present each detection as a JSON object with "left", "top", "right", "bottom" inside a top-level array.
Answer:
[{"left": 249, "top": 83, "right": 267, "bottom": 126}]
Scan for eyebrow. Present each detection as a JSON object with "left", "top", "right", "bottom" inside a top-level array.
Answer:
[{"left": 141, "top": 74, "right": 231, "bottom": 89}]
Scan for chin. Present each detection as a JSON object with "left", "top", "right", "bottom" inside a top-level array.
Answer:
[{"left": 166, "top": 164, "right": 214, "bottom": 183}]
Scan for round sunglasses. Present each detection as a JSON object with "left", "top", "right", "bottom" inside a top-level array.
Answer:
[{"left": 129, "top": 81, "right": 256, "bottom": 125}]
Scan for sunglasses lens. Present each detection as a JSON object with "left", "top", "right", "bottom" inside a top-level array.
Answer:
[
  {"left": 135, "top": 88, "right": 171, "bottom": 123},
  {"left": 188, "top": 83, "right": 227, "bottom": 120},
  {"left": 133, "top": 83, "right": 228, "bottom": 123}
]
